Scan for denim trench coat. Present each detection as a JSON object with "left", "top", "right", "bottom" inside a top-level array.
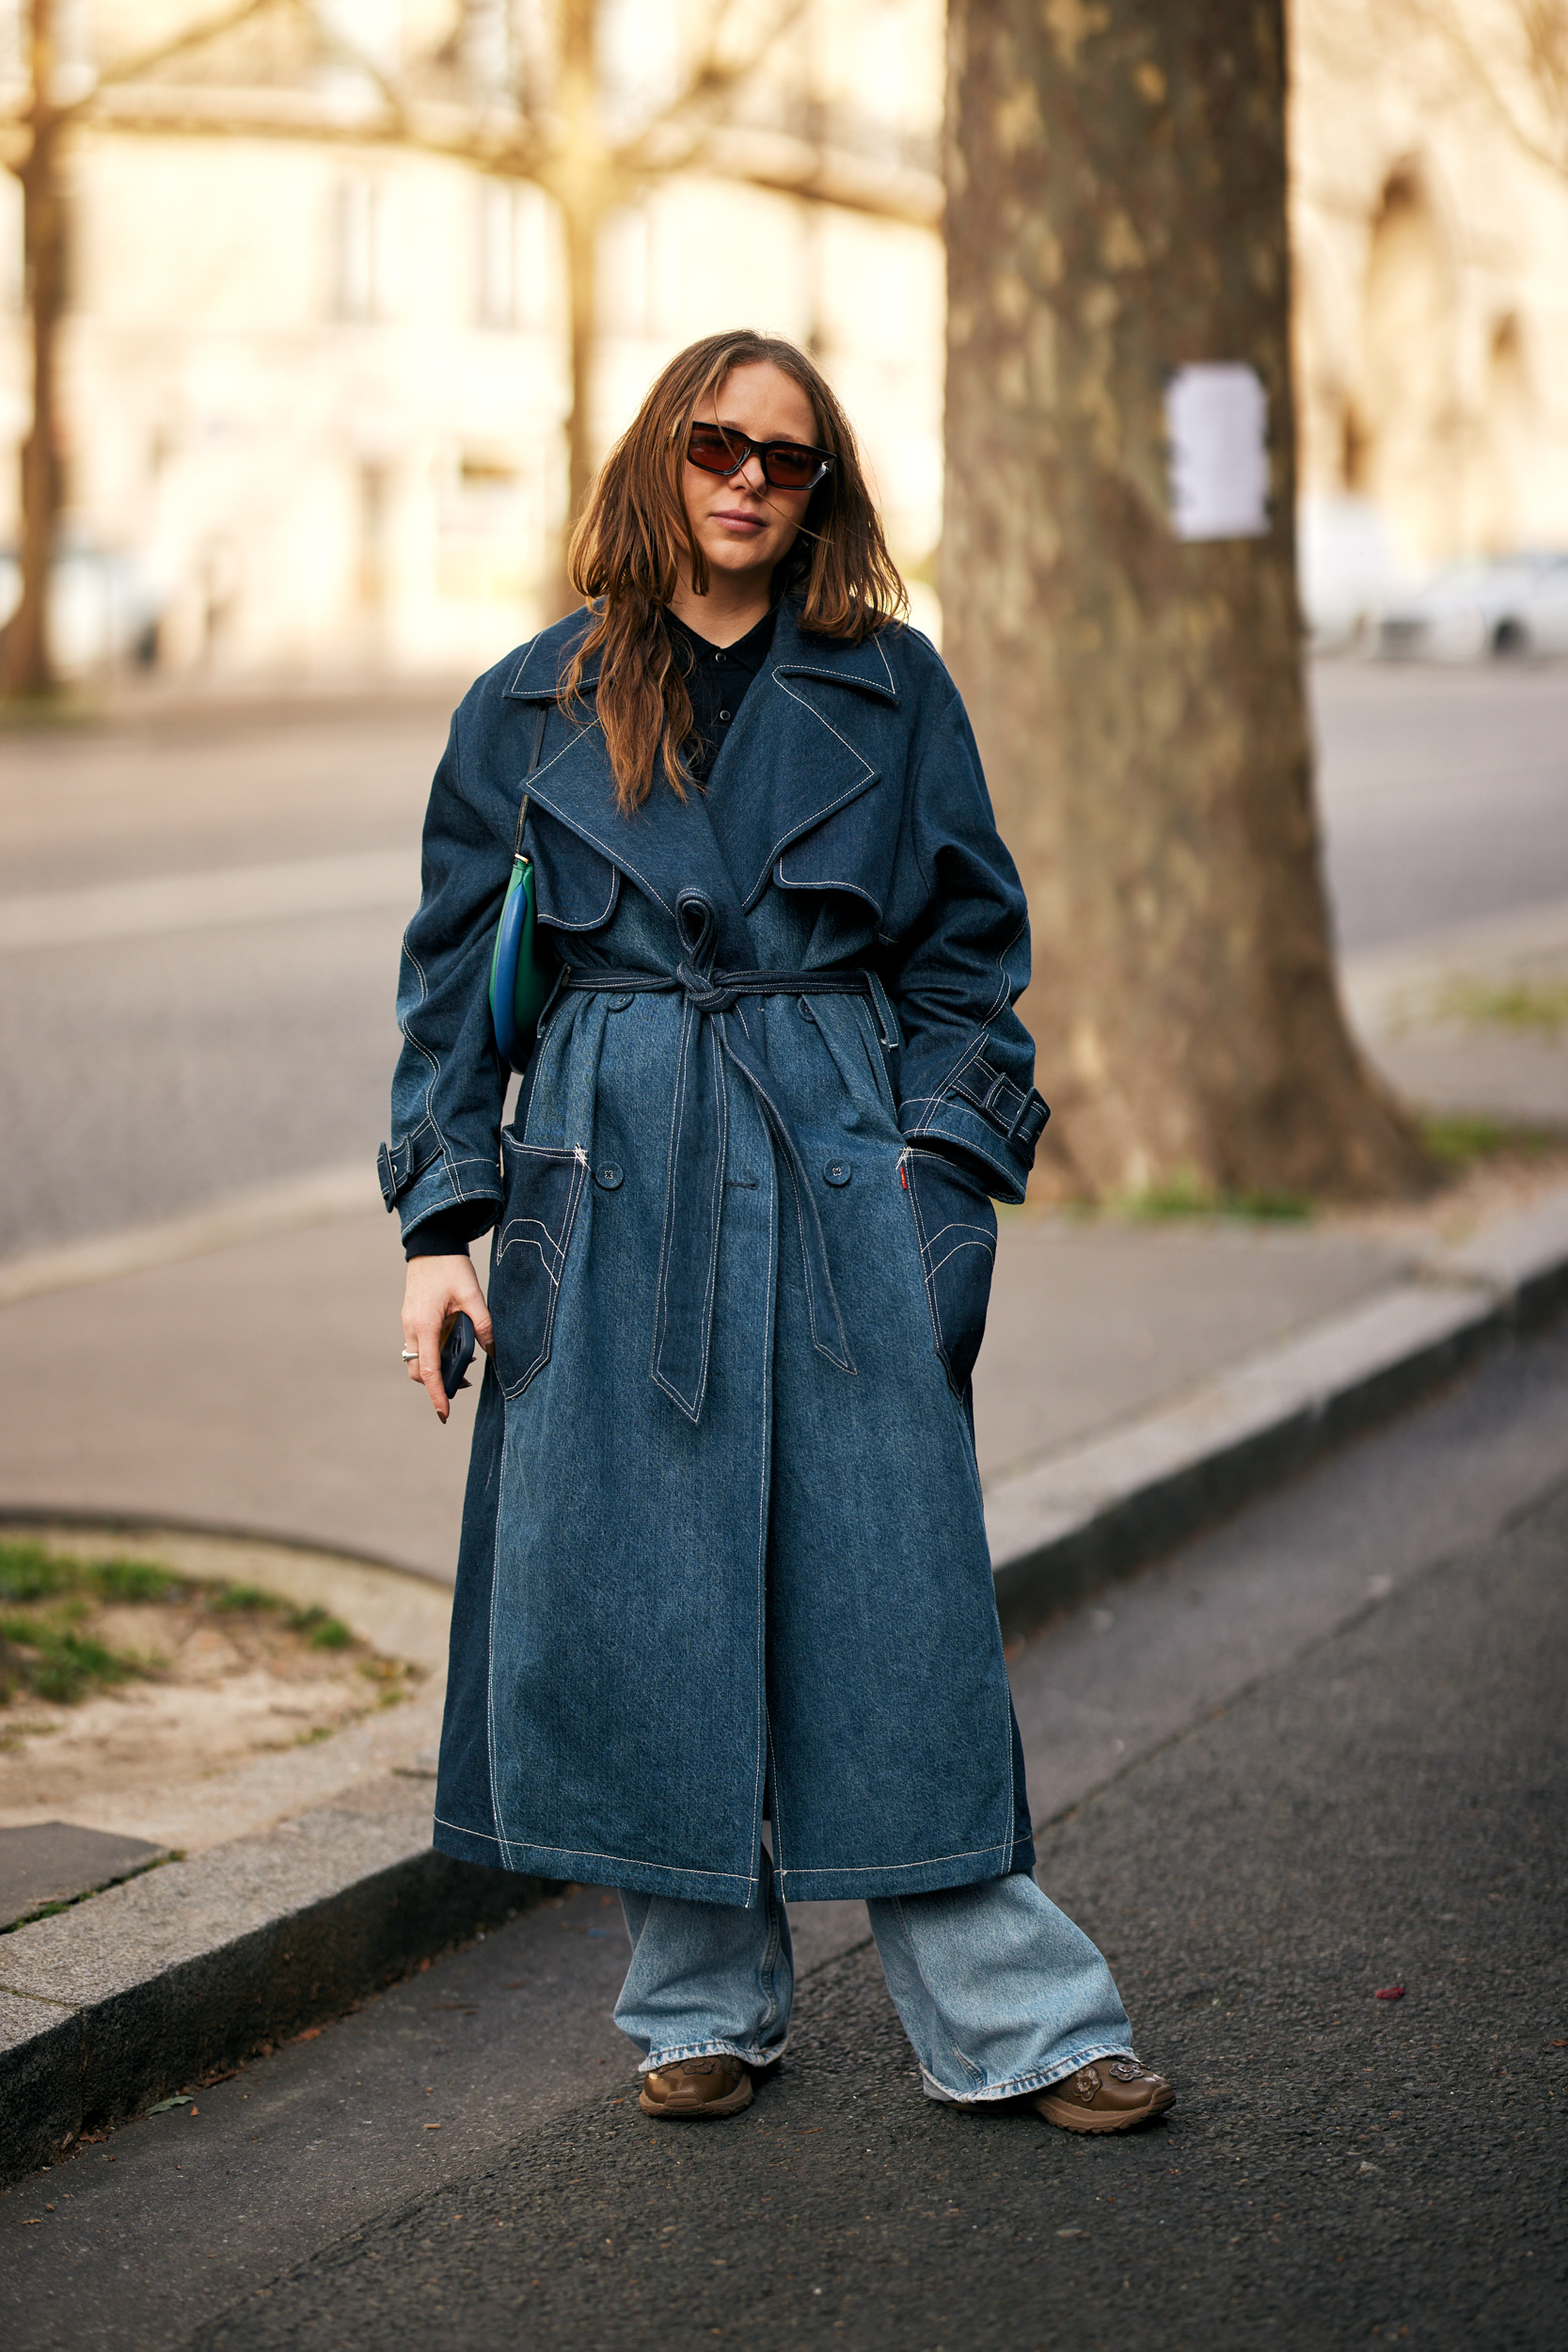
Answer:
[{"left": 382, "top": 599, "right": 1051, "bottom": 1908}]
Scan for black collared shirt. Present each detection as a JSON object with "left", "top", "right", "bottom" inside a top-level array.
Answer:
[{"left": 664, "top": 603, "right": 778, "bottom": 787}]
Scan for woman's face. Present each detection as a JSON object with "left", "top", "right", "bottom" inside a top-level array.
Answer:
[{"left": 680, "top": 362, "right": 820, "bottom": 589}]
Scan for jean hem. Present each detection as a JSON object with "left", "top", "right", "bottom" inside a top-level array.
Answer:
[
  {"left": 919, "top": 2042, "right": 1135, "bottom": 2106},
  {"left": 638, "top": 2034, "right": 790, "bottom": 2075}
]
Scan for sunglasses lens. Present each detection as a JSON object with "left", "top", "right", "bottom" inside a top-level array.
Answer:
[
  {"left": 688, "top": 426, "right": 739, "bottom": 475},
  {"left": 763, "top": 447, "right": 818, "bottom": 489}
]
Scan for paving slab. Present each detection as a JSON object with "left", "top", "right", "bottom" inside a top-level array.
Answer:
[
  {"left": 0, "top": 1822, "right": 166, "bottom": 1931},
  {"left": 0, "top": 1213, "right": 468, "bottom": 1579},
  {"left": 0, "top": 1198, "right": 1411, "bottom": 1581}
]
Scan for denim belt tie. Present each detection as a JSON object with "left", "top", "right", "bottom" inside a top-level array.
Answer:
[{"left": 562, "top": 946, "right": 895, "bottom": 1424}]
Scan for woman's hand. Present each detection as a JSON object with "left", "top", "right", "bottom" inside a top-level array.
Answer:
[{"left": 402, "top": 1255, "right": 495, "bottom": 1424}]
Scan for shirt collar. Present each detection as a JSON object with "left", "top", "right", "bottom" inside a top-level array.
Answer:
[{"left": 665, "top": 602, "right": 778, "bottom": 679}]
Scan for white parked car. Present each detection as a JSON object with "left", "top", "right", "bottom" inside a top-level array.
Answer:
[
  {"left": 0, "top": 536, "right": 163, "bottom": 673},
  {"left": 1375, "top": 552, "right": 1568, "bottom": 660}
]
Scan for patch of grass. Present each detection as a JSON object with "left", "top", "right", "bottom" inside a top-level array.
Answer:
[
  {"left": 1433, "top": 975, "right": 1568, "bottom": 1036},
  {"left": 1124, "top": 1173, "right": 1313, "bottom": 1223},
  {"left": 1418, "top": 1113, "right": 1562, "bottom": 1170},
  {"left": 210, "top": 1583, "right": 282, "bottom": 1613},
  {"left": 0, "top": 1534, "right": 404, "bottom": 1740},
  {"left": 0, "top": 1542, "right": 178, "bottom": 1607},
  {"left": 0, "top": 1542, "right": 73, "bottom": 1604},
  {"left": 0, "top": 1539, "right": 392, "bottom": 1718},
  {"left": 0, "top": 1615, "right": 142, "bottom": 1706},
  {"left": 93, "top": 1559, "right": 180, "bottom": 1604},
  {"left": 287, "top": 1606, "right": 352, "bottom": 1650}
]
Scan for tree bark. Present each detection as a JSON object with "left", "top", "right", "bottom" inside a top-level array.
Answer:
[
  {"left": 942, "top": 0, "right": 1428, "bottom": 1200},
  {"left": 543, "top": 0, "right": 611, "bottom": 619},
  {"left": 1, "top": 0, "right": 63, "bottom": 699},
  {"left": 561, "top": 199, "right": 599, "bottom": 567}
]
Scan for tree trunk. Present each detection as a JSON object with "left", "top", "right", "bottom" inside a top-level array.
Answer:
[
  {"left": 942, "top": 0, "right": 1428, "bottom": 1201},
  {"left": 1, "top": 0, "right": 63, "bottom": 699},
  {"left": 562, "top": 198, "right": 598, "bottom": 572},
  {"left": 544, "top": 0, "right": 609, "bottom": 621}
]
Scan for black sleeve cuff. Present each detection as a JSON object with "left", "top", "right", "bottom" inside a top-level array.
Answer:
[{"left": 404, "top": 1201, "right": 497, "bottom": 1259}]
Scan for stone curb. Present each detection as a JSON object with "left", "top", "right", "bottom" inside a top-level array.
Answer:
[
  {"left": 0, "top": 1783, "right": 540, "bottom": 2188},
  {"left": 984, "top": 1185, "right": 1568, "bottom": 1632},
  {"left": 3, "top": 1186, "right": 1564, "bottom": 2190}
]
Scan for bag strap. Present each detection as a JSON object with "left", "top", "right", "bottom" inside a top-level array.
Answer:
[{"left": 513, "top": 701, "right": 549, "bottom": 859}]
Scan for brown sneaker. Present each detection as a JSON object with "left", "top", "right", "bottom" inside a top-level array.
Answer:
[
  {"left": 638, "top": 2054, "right": 753, "bottom": 2119},
  {"left": 1034, "top": 2058, "right": 1175, "bottom": 2135}
]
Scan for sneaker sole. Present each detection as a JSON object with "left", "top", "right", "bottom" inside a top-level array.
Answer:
[
  {"left": 1035, "top": 2086, "right": 1175, "bottom": 2135},
  {"left": 638, "top": 2074, "right": 753, "bottom": 2120}
]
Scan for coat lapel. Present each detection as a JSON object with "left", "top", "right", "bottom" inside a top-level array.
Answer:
[
  {"left": 504, "top": 601, "right": 900, "bottom": 953},
  {"left": 702, "top": 602, "right": 898, "bottom": 914},
  {"left": 505, "top": 629, "right": 753, "bottom": 966}
]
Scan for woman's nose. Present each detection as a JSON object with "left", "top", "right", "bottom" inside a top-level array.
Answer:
[{"left": 737, "top": 453, "right": 768, "bottom": 495}]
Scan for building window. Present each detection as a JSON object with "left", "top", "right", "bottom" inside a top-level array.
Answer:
[
  {"left": 476, "top": 181, "right": 517, "bottom": 329},
  {"left": 0, "top": 168, "right": 21, "bottom": 318},
  {"left": 476, "top": 182, "right": 553, "bottom": 330},
  {"left": 332, "top": 176, "right": 399, "bottom": 321}
]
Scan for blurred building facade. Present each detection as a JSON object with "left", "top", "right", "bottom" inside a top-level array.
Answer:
[
  {"left": 1293, "top": 0, "right": 1568, "bottom": 629},
  {"left": 1, "top": 0, "right": 1566, "bottom": 678},
  {"left": 0, "top": 0, "right": 943, "bottom": 676}
]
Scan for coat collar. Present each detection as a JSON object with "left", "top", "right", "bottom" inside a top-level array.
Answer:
[{"left": 502, "top": 601, "right": 900, "bottom": 932}]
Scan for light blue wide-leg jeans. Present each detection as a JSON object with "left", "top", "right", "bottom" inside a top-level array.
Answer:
[
  {"left": 615, "top": 1841, "right": 796, "bottom": 2074},
  {"left": 614, "top": 1854, "right": 1134, "bottom": 2101}
]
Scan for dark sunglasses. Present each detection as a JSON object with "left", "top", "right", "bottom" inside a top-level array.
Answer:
[{"left": 685, "top": 422, "right": 835, "bottom": 494}]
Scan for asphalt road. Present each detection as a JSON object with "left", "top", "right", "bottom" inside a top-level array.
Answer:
[
  {"left": 5, "top": 1318, "right": 1564, "bottom": 2352},
  {"left": 1312, "top": 659, "right": 1568, "bottom": 953},
  {"left": 2, "top": 660, "right": 1567, "bottom": 1262}
]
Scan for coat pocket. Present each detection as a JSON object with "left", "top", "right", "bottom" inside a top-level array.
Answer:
[
  {"left": 489, "top": 1137, "right": 589, "bottom": 1399},
  {"left": 902, "top": 1147, "right": 998, "bottom": 1397}
]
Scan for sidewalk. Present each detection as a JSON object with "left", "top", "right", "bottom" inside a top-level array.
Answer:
[{"left": 2, "top": 911, "right": 1567, "bottom": 2183}]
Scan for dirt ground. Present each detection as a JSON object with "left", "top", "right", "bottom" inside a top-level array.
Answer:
[{"left": 0, "top": 1535, "right": 431, "bottom": 1831}]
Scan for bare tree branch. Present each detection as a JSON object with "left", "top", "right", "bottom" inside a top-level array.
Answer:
[
  {"left": 1386, "top": 0, "right": 1568, "bottom": 179},
  {"left": 91, "top": 0, "right": 287, "bottom": 99},
  {"left": 279, "top": 0, "right": 417, "bottom": 141},
  {"left": 612, "top": 0, "right": 810, "bottom": 176}
]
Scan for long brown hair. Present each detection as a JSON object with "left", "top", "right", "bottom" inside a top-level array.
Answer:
[{"left": 562, "top": 331, "right": 908, "bottom": 813}]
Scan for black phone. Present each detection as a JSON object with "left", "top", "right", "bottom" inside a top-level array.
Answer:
[{"left": 439, "top": 1311, "right": 477, "bottom": 1398}]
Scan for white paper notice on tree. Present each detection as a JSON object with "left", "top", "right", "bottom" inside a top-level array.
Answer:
[{"left": 1164, "top": 364, "right": 1270, "bottom": 541}]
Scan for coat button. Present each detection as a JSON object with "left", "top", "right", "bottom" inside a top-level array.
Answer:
[
  {"left": 605, "top": 993, "right": 632, "bottom": 1013},
  {"left": 594, "top": 1163, "right": 624, "bottom": 1190},
  {"left": 823, "top": 1160, "right": 851, "bottom": 1186}
]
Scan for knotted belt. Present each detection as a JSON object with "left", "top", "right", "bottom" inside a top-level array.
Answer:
[{"left": 562, "top": 940, "right": 895, "bottom": 1425}]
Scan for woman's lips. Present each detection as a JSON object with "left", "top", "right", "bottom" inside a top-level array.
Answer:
[{"left": 711, "top": 509, "right": 766, "bottom": 532}]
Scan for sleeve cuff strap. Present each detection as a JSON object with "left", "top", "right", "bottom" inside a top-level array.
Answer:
[
  {"left": 947, "top": 1052, "right": 1050, "bottom": 1154},
  {"left": 377, "top": 1120, "right": 445, "bottom": 1212}
]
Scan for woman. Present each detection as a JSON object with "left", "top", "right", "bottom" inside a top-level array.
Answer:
[{"left": 385, "top": 329, "right": 1172, "bottom": 2135}]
